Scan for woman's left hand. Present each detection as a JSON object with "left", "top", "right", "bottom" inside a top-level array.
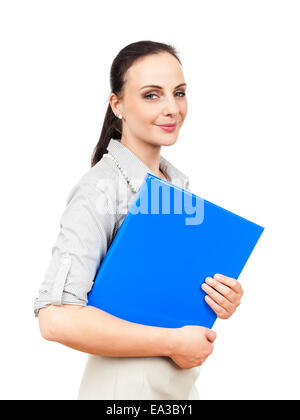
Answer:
[{"left": 201, "top": 274, "right": 244, "bottom": 319}]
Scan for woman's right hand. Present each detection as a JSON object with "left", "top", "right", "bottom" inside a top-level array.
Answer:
[{"left": 169, "top": 325, "right": 217, "bottom": 369}]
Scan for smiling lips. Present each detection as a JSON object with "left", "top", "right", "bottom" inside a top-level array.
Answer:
[{"left": 156, "top": 123, "right": 177, "bottom": 132}]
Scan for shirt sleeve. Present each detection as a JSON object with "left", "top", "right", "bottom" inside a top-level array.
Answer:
[{"left": 33, "top": 181, "right": 116, "bottom": 317}]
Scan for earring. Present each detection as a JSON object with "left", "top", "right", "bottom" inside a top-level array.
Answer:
[{"left": 118, "top": 114, "right": 122, "bottom": 119}]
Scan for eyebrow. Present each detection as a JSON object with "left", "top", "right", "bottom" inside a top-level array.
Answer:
[{"left": 139, "top": 83, "right": 187, "bottom": 90}]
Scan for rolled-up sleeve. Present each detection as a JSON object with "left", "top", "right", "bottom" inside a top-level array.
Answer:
[{"left": 33, "top": 181, "right": 115, "bottom": 317}]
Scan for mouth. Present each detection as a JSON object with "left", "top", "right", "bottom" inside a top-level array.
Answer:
[
  {"left": 156, "top": 123, "right": 177, "bottom": 127},
  {"left": 156, "top": 123, "right": 177, "bottom": 132}
]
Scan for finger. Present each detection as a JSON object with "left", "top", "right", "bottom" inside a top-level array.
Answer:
[
  {"left": 204, "top": 295, "right": 230, "bottom": 319},
  {"left": 202, "top": 283, "right": 236, "bottom": 313},
  {"left": 206, "top": 328, "right": 217, "bottom": 343},
  {"left": 213, "top": 274, "right": 243, "bottom": 294},
  {"left": 204, "top": 277, "right": 238, "bottom": 304}
]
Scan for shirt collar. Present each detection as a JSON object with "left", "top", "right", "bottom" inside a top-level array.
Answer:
[{"left": 106, "top": 138, "right": 189, "bottom": 192}]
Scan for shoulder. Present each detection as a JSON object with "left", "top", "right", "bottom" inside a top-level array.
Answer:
[
  {"left": 65, "top": 155, "right": 121, "bottom": 206},
  {"left": 58, "top": 156, "right": 122, "bottom": 242}
]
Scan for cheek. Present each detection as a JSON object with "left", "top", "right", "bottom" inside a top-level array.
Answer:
[
  {"left": 129, "top": 100, "right": 156, "bottom": 125},
  {"left": 180, "top": 101, "right": 188, "bottom": 119}
]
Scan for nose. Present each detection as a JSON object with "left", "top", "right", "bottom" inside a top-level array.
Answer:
[{"left": 162, "top": 93, "right": 179, "bottom": 116}]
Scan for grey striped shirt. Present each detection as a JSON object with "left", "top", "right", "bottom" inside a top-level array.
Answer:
[{"left": 33, "top": 138, "right": 190, "bottom": 317}]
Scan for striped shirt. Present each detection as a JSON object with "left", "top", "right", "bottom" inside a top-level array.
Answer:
[
  {"left": 33, "top": 138, "right": 190, "bottom": 317},
  {"left": 33, "top": 138, "right": 200, "bottom": 400}
]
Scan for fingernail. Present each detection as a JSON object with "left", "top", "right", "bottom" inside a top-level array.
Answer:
[
  {"left": 214, "top": 274, "right": 223, "bottom": 280},
  {"left": 206, "top": 277, "right": 213, "bottom": 285}
]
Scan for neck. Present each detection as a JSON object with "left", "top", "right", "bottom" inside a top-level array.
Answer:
[{"left": 120, "top": 134, "right": 165, "bottom": 179}]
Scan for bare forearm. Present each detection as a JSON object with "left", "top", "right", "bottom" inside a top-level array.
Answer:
[{"left": 38, "top": 304, "right": 175, "bottom": 358}]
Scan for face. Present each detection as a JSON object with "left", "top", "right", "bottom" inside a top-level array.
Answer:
[{"left": 110, "top": 52, "right": 188, "bottom": 147}]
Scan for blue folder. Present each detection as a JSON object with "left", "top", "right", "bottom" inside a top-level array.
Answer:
[{"left": 87, "top": 173, "right": 264, "bottom": 329}]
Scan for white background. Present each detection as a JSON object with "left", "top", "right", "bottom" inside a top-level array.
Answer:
[{"left": 1, "top": 0, "right": 299, "bottom": 400}]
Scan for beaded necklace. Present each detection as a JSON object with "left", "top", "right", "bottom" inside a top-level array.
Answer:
[{"left": 103, "top": 152, "right": 138, "bottom": 193}]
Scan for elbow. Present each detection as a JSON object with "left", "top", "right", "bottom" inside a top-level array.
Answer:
[{"left": 37, "top": 305, "right": 62, "bottom": 342}]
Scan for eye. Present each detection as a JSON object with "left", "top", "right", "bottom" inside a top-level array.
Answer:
[
  {"left": 176, "top": 91, "right": 186, "bottom": 97},
  {"left": 144, "top": 91, "right": 186, "bottom": 100},
  {"left": 144, "top": 92, "right": 158, "bottom": 100}
]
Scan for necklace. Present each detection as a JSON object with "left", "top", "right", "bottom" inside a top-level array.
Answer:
[
  {"left": 103, "top": 152, "right": 138, "bottom": 193},
  {"left": 104, "top": 151, "right": 168, "bottom": 192}
]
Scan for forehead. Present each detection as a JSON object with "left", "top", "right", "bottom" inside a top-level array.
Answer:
[{"left": 125, "top": 53, "right": 184, "bottom": 88}]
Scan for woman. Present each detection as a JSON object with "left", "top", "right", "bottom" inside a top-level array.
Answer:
[{"left": 34, "top": 40, "right": 243, "bottom": 400}]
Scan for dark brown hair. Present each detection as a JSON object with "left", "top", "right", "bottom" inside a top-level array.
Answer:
[{"left": 91, "top": 40, "right": 182, "bottom": 167}]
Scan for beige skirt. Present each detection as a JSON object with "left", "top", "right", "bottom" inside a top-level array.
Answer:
[{"left": 78, "top": 354, "right": 200, "bottom": 400}]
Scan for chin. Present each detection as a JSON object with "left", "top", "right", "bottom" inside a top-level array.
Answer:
[
  {"left": 160, "top": 134, "right": 179, "bottom": 146},
  {"left": 144, "top": 129, "right": 179, "bottom": 147},
  {"left": 148, "top": 136, "right": 176, "bottom": 147}
]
